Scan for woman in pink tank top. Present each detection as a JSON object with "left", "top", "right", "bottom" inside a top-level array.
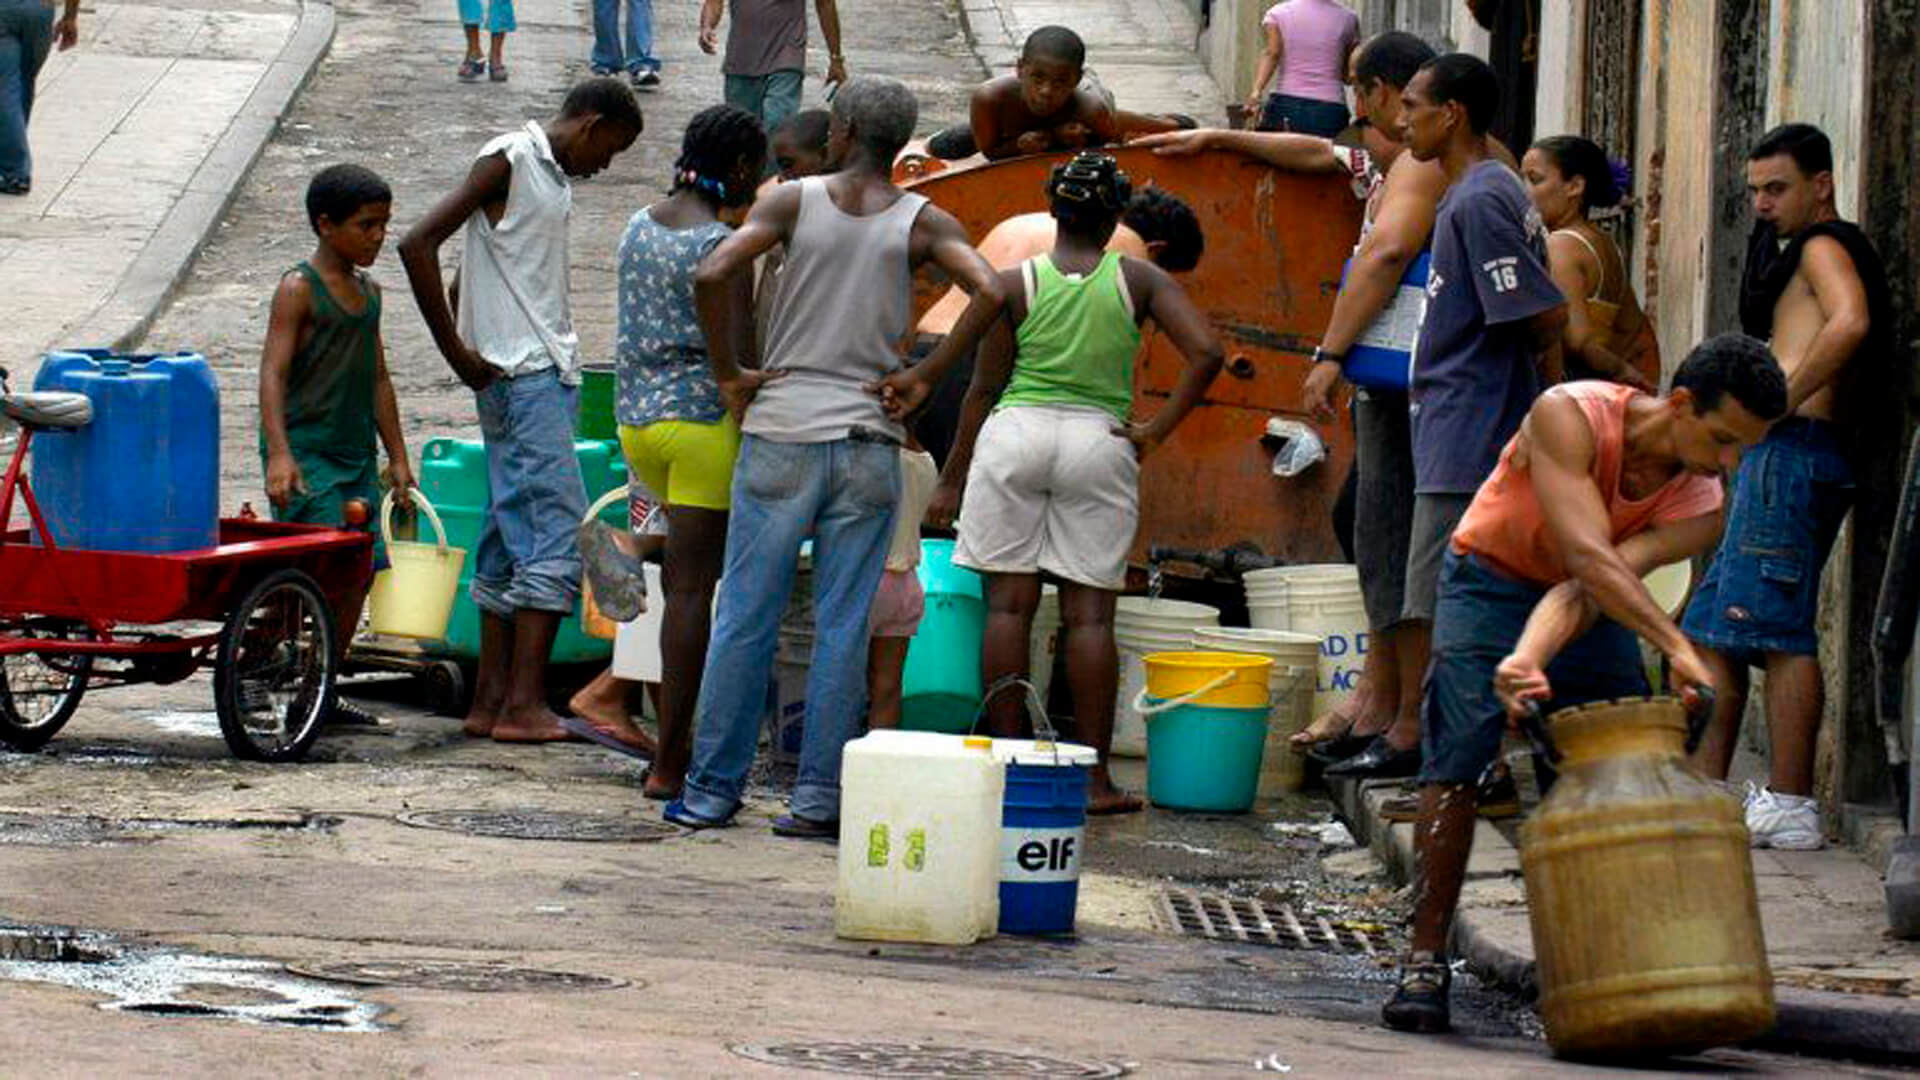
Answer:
[{"left": 1247, "top": 0, "right": 1360, "bottom": 136}]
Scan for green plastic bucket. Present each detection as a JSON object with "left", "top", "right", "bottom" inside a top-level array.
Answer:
[
  {"left": 578, "top": 365, "right": 617, "bottom": 441},
  {"left": 1139, "top": 691, "right": 1269, "bottom": 813},
  {"left": 900, "top": 538, "right": 985, "bottom": 734}
]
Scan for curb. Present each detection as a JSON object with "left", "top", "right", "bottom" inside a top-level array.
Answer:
[
  {"left": 65, "top": 0, "right": 336, "bottom": 351},
  {"left": 950, "top": 0, "right": 1009, "bottom": 79},
  {"left": 1327, "top": 772, "right": 1920, "bottom": 1065}
]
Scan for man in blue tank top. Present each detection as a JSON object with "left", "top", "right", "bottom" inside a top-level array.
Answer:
[{"left": 670, "top": 75, "right": 1004, "bottom": 835}]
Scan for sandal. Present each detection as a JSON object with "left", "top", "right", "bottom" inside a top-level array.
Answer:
[{"left": 456, "top": 57, "right": 485, "bottom": 82}]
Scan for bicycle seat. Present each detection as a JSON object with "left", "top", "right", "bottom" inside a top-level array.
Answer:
[{"left": 1, "top": 392, "right": 93, "bottom": 430}]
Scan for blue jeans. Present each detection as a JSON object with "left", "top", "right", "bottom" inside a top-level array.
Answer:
[
  {"left": 1682, "top": 418, "right": 1854, "bottom": 663},
  {"left": 1258, "top": 93, "right": 1350, "bottom": 137},
  {"left": 470, "top": 370, "right": 586, "bottom": 616},
  {"left": 456, "top": 0, "right": 515, "bottom": 33},
  {"left": 724, "top": 70, "right": 803, "bottom": 134},
  {"left": 591, "top": 0, "right": 655, "bottom": 73},
  {"left": 682, "top": 434, "right": 900, "bottom": 823},
  {"left": 0, "top": 0, "right": 53, "bottom": 183},
  {"left": 1420, "top": 552, "right": 1648, "bottom": 785}
]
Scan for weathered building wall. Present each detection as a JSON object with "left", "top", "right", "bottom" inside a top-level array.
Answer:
[{"left": 1767, "top": 0, "right": 1868, "bottom": 218}]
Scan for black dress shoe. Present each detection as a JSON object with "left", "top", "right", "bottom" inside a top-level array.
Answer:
[
  {"left": 1304, "top": 731, "right": 1376, "bottom": 767},
  {"left": 1323, "top": 735, "right": 1421, "bottom": 779}
]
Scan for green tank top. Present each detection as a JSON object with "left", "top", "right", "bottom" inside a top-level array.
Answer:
[
  {"left": 999, "top": 252, "right": 1144, "bottom": 422},
  {"left": 266, "top": 261, "right": 381, "bottom": 465}
]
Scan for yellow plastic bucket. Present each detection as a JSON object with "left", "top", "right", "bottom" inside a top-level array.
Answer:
[
  {"left": 1142, "top": 651, "right": 1273, "bottom": 709},
  {"left": 367, "top": 488, "right": 465, "bottom": 640}
]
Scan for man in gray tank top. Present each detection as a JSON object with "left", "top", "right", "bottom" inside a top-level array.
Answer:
[{"left": 668, "top": 75, "right": 1004, "bottom": 833}]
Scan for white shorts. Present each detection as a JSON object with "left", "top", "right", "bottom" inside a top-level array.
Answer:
[{"left": 952, "top": 404, "right": 1139, "bottom": 590}]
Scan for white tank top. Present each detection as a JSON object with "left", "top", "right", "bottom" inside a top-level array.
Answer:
[{"left": 457, "top": 122, "right": 580, "bottom": 384}]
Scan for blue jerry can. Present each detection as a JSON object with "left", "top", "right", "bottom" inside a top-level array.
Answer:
[{"left": 31, "top": 350, "right": 220, "bottom": 553}]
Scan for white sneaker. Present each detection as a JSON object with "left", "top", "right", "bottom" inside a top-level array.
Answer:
[{"left": 1744, "top": 782, "right": 1823, "bottom": 850}]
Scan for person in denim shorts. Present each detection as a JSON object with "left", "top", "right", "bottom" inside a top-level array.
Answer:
[{"left": 1683, "top": 123, "right": 1892, "bottom": 851}]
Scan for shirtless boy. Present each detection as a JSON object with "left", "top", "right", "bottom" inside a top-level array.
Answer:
[
  {"left": 1682, "top": 123, "right": 1892, "bottom": 850},
  {"left": 928, "top": 26, "right": 1118, "bottom": 161}
]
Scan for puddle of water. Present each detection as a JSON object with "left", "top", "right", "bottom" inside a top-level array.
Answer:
[
  {"left": 139, "top": 712, "right": 222, "bottom": 739},
  {"left": 0, "top": 927, "right": 382, "bottom": 1032}
]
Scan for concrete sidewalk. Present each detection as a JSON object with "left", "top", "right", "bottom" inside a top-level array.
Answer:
[
  {"left": 0, "top": 0, "right": 331, "bottom": 369},
  {"left": 956, "top": 0, "right": 1227, "bottom": 126},
  {"left": 1328, "top": 771, "right": 1920, "bottom": 1063}
]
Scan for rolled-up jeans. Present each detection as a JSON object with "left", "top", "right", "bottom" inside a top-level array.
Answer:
[
  {"left": 0, "top": 0, "right": 54, "bottom": 183},
  {"left": 682, "top": 433, "right": 900, "bottom": 823},
  {"left": 470, "top": 368, "right": 586, "bottom": 617}
]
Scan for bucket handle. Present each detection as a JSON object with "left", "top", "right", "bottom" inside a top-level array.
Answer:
[
  {"left": 583, "top": 485, "right": 665, "bottom": 534},
  {"left": 1131, "top": 669, "right": 1238, "bottom": 717},
  {"left": 972, "top": 675, "right": 1069, "bottom": 761},
  {"left": 381, "top": 488, "right": 449, "bottom": 555}
]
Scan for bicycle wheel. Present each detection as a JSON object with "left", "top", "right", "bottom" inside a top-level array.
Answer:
[
  {"left": 213, "top": 569, "right": 336, "bottom": 762},
  {"left": 0, "top": 619, "right": 92, "bottom": 751}
]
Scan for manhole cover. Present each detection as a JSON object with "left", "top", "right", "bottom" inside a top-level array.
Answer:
[
  {"left": 287, "top": 959, "right": 630, "bottom": 993},
  {"left": 394, "top": 809, "right": 679, "bottom": 842},
  {"left": 1155, "top": 886, "right": 1379, "bottom": 956},
  {"left": 731, "top": 1042, "right": 1126, "bottom": 1077}
]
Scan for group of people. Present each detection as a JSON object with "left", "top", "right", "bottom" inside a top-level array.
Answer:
[
  {"left": 1140, "top": 30, "right": 1886, "bottom": 1033},
  {"left": 255, "top": 5, "right": 1890, "bottom": 1040}
]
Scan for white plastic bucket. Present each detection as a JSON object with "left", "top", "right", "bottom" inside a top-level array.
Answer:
[
  {"left": 765, "top": 627, "right": 813, "bottom": 766},
  {"left": 610, "top": 564, "right": 666, "bottom": 681},
  {"left": 367, "top": 489, "right": 466, "bottom": 640},
  {"left": 1192, "top": 627, "right": 1321, "bottom": 796},
  {"left": 1244, "top": 565, "right": 1366, "bottom": 720},
  {"left": 1029, "top": 584, "right": 1062, "bottom": 712},
  {"left": 1113, "top": 597, "right": 1220, "bottom": 757}
]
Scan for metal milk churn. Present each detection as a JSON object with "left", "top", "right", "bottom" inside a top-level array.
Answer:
[{"left": 1518, "top": 697, "right": 1775, "bottom": 1058}]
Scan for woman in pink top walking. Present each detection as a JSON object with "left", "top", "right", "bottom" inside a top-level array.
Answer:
[{"left": 1247, "top": 0, "right": 1359, "bottom": 136}]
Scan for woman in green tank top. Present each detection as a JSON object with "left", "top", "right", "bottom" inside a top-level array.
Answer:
[{"left": 932, "top": 152, "right": 1224, "bottom": 815}]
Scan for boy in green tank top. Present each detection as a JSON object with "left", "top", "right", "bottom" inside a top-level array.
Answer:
[
  {"left": 258, "top": 163, "right": 414, "bottom": 725},
  {"left": 924, "top": 152, "right": 1223, "bottom": 814}
]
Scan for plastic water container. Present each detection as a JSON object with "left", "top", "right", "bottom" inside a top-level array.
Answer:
[
  {"left": 991, "top": 738, "right": 1096, "bottom": 936},
  {"left": 765, "top": 626, "right": 812, "bottom": 766},
  {"left": 577, "top": 365, "right": 618, "bottom": 441},
  {"left": 1341, "top": 250, "right": 1431, "bottom": 391},
  {"left": 836, "top": 731, "right": 1004, "bottom": 944},
  {"left": 1246, "top": 564, "right": 1365, "bottom": 721},
  {"left": 418, "top": 437, "right": 627, "bottom": 665},
  {"left": 611, "top": 564, "right": 666, "bottom": 681},
  {"left": 901, "top": 538, "right": 986, "bottom": 733},
  {"left": 31, "top": 350, "right": 219, "bottom": 553},
  {"left": 1192, "top": 627, "right": 1321, "bottom": 796},
  {"left": 1113, "top": 598, "right": 1220, "bottom": 757}
]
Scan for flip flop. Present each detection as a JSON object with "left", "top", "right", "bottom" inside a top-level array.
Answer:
[
  {"left": 770, "top": 814, "right": 838, "bottom": 841},
  {"left": 559, "top": 715, "right": 653, "bottom": 761},
  {"left": 663, "top": 798, "right": 735, "bottom": 830},
  {"left": 578, "top": 521, "right": 647, "bottom": 622}
]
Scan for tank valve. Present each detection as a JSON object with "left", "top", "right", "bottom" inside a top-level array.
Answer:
[{"left": 1225, "top": 354, "right": 1256, "bottom": 380}]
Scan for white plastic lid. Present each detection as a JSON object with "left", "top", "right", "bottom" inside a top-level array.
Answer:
[{"left": 990, "top": 738, "right": 1099, "bottom": 767}]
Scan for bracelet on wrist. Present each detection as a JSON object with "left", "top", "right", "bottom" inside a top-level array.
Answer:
[{"left": 1312, "top": 348, "right": 1347, "bottom": 369}]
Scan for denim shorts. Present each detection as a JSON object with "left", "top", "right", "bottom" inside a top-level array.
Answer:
[
  {"left": 1258, "top": 93, "right": 1350, "bottom": 137},
  {"left": 1682, "top": 418, "right": 1854, "bottom": 664},
  {"left": 470, "top": 370, "right": 587, "bottom": 617},
  {"left": 1420, "top": 551, "right": 1649, "bottom": 785}
]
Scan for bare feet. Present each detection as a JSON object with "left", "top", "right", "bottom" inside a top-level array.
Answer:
[
  {"left": 641, "top": 766, "right": 683, "bottom": 801},
  {"left": 1289, "top": 700, "right": 1361, "bottom": 748},
  {"left": 490, "top": 706, "right": 581, "bottom": 743},
  {"left": 1086, "top": 767, "right": 1145, "bottom": 815},
  {"left": 462, "top": 709, "right": 498, "bottom": 738}
]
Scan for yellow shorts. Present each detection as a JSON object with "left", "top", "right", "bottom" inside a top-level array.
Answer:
[{"left": 618, "top": 418, "right": 742, "bottom": 512}]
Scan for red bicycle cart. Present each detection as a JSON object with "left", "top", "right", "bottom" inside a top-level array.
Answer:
[{"left": 0, "top": 367, "right": 371, "bottom": 761}]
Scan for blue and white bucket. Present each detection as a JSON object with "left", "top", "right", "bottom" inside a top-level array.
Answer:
[{"left": 991, "top": 738, "right": 1098, "bottom": 936}]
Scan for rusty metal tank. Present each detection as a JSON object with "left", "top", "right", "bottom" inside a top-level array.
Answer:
[
  {"left": 1519, "top": 697, "right": 1775, "bottom": 1058},
  {"left": 902, "top": 147, "right": 1363, "bottom": 571}
]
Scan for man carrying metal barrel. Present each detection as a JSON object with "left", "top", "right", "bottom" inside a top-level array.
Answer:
[{"left": 1383, "top": 334, "right": 1786, "bottom": 1034}]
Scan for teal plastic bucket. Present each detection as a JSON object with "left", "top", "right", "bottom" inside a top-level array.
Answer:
[
  {"left": 1141, "top": 695, "right": 1269, "bottom": 813},
  {"left": 900, "top": 538, "right": 985, "bottom": 734}
]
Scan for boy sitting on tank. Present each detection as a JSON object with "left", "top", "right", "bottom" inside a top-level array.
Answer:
[
  {"left": 1381, "top": 335, "right": 1785, "bottom": 1036},
  {"left": 923, "top": 26, "right": 1189, "bottom": 162},
  {"left": 258, "top": 163, "right": 414, "bottom": 727},
  {"left": 919, "top": 152, "right": 1223, "bottom": 815}
]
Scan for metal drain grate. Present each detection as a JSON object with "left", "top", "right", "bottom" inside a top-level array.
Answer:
[
  {"left": 1155, "top": 887, "right": 1378, "bottom": 956},
  {"left": 730, "top": 1042, "right": 1127, "bottom": 1077},
  {"left": 394, "top": 809, "right": 680, "bottom": 842},
  {"left": 288, "top": 959, "right": 630, "bottom": 993}
]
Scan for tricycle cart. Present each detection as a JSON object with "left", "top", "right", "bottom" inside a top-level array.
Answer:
[{"left": 0, "top": 368, "right": 372, "bottom": 761}]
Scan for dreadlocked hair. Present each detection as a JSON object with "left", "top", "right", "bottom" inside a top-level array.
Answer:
[{"left": 673, "top": 104, "right": 767, "bottom": 208}]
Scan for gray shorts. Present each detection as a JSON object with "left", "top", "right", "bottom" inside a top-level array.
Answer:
[
  {"left": 1353, "top": 389, "right": 1415, "bottom": 630},
  {"left": 1402, "top": 492, "right": 1473, "bottom": 624}
]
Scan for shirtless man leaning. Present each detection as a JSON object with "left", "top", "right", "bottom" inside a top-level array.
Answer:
[{"left": 1682, "top": 122, "right": 1893, "bottom": 851}]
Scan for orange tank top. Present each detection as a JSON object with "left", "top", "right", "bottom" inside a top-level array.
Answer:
[{"left": 1451, "top": 381, "right": 1723, "bottom": 585}]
